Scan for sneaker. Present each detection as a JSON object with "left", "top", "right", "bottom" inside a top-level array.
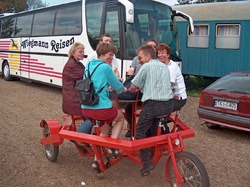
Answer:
[{"left": 125, "top": 130, "right": 131, "bottom": 138}]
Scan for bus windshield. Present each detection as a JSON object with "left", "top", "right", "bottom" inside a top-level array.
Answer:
[{"left": 125, "top": 0, "right": 179, "bottom": 60}]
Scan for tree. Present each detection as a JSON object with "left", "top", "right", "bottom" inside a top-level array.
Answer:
[
  {"left": 0, "top": 0, "right": 28, "bottom": 13},
  {"left": 26, "top": 0, "right": 47, "bottom": 10},
  {"left": 0, "top": 0, "right": 47, "bottom": 13}
]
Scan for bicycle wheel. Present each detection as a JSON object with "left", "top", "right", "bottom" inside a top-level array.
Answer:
[
  {"left": 43, "top": 122, "right": 59, "bottom": 162},
  {"left": 166, "top": 151, "right": 210, "bottom": 187}
]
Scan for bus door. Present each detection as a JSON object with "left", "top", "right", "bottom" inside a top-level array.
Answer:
[
  {"left": 19, "top": 37, "right": 31, "bottom": 79},
  {"left": 104, "top": 6, "right": 126, "bottom": 77},
  {"left": 85, "top": 0, "right": 131, "bottom": 78}
]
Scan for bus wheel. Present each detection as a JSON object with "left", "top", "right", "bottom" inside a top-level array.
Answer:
[
  {"left": 167, "top": 151, "right": 210, "bottom": 187},
  {"left": 43, "top": 123, "right": 59, "bottom": 162},
  {"left": 3, "top": 62, "right": 13, "bottom": 81}
]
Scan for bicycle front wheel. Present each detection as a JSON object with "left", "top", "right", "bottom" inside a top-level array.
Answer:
[{"left": 166, "top": 151, "right": 210, "bottom": 187}]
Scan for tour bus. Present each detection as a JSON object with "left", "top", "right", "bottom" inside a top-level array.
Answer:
[
  {"left": 0, "top": 0, "right": 193, "bottom": 86},
  {"left": 174, "top": 1, "right": 250, "bottom": 78}
]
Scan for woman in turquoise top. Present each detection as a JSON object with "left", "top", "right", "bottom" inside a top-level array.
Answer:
[{"left": 81, "top": 43, "right": 127, "bottom": 173}]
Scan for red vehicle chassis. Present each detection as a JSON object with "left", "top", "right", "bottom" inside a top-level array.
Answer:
[{"left": 40, "top": 112, "right": 209, "bottom": 186}]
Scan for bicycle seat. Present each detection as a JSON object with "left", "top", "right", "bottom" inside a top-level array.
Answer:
[{"left": 155, "top": 115, "right": 169, "bottom": 119}]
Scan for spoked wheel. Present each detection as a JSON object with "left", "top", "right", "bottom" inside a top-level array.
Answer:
[
  {"left": 166, "top": 151, "right": 210, "bottom": 187},
  {"left": 43, "top": 123, "right": 59, "bottom": 162}
]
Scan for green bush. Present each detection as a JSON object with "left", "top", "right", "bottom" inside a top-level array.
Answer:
[{"left": 185, "top": 76, "right": 216, "bottom": 97}]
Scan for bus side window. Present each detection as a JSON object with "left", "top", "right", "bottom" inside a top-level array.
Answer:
[
  {"left": 54, "top": 5, "right": 81, "bottom": 35},
  {"left": 0, "top": 19, "right": 2, "bottom": 38},
  {"left": 32, "top": 10, "right": 55, "bottom": 36},
  {"left": 14, "top": 15, "right": 33, "bottom": 37},
  {"left": 2, "top": 17, "right": 15, "bottom": 38},
  {"left": 0, "top": 19, "right": 4, "bottom": 37}
]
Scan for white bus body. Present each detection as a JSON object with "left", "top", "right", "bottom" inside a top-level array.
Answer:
[{"left": 0, "top": 0, "right": 193, "bottom": 86}]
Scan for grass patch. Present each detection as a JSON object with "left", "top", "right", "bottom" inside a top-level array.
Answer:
[{"left": 185, "top": 76, "right": 216, "bottom": 97}]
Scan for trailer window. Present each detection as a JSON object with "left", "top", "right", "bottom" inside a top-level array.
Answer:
[
  {"left": 187, "top": 24, "right": 209, "bottom": 48},
  {"left": 216, "top": 24, "right": 240, "bottom": 49}
]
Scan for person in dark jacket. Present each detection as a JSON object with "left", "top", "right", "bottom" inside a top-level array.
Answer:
[
  {"left": 62, "top": 42, "right": 85, "bottom": 116},
  {"left": 62, "top": 42, "right": 93, "bottom": 151}
]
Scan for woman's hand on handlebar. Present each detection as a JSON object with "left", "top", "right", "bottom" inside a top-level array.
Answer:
[{"left": 123, "top": 87, "right": 128, "bottom": 93}]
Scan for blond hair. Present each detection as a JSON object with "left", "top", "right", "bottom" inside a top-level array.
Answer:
[{"left": 68, "top": 42, "right": 84, "bottom": 58}]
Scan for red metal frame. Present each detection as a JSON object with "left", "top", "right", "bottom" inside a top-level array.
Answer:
[{"left": 40, "top": 112, "right": 195, "bottom": 185}]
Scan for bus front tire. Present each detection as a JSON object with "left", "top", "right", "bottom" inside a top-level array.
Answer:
[{"left": 3, "top": 62, "right": 13, "bottom": 81}]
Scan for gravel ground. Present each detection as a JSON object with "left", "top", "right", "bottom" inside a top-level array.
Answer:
[{"left": 0, "top": 78, "right": 249, "bottom": 187}]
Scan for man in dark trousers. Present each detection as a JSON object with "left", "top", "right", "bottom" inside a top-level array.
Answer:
[{"left": 128, "top": 45, "right": 174, "bottom": 176}]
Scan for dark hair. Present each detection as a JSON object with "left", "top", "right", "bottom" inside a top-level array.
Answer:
[
  {"left": 156, "top": 43, "right": 171, "bottom": 58},
  {"left": 96, "top": 43, "right": 117, "bottom": 58},
  {"left": 145, "top": 39, "right": 157, "bottom": 46},
  {"left": 99, "top": 33, "right": 112, "bottom": 42},
  {"left": 137, "top": 45, "right": 156, "bottom": 59}
]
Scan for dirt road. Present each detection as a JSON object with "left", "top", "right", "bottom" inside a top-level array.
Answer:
[{"left": 0, "top": 78, "right": 249, "bottom": 187}]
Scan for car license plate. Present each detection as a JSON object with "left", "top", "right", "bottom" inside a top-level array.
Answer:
[{"left": 214, "top": 100, "right": 238, "bottom": 110}]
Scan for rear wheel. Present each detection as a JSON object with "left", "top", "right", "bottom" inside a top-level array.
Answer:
[
  {"left": 43, "top": 123, "right": 59, "bottom": 162},
  {"left": 205, "top": 122, "right": 221, "bottom": 129},
  {"left": 167, "top": 151, "right": 210, "bottom": 187},
  {"left": 3, "top": 62, "right": 13, "bottom": 81}
]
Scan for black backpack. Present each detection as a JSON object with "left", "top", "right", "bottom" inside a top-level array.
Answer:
[{"left": 75, "top": 62, "right": 104, "bottom": 106}]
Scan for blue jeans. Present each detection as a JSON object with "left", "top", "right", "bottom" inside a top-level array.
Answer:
[{"left": 77, "top": 119, "right": 93, "bottom": 134}]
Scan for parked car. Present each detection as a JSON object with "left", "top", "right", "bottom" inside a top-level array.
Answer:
[{"left": 197, "top": 72, "right": 250, "bottom": 132}]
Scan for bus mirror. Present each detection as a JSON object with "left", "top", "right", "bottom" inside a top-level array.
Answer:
[
  {"left": 172, "top": 10, "right": 194, "bottom": 33},
  {"left": 118, "top": 0, "right": 134, "bottom": 23},
  {"left": 188, "top": 25, "right": 193, "bottom": 35}
]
